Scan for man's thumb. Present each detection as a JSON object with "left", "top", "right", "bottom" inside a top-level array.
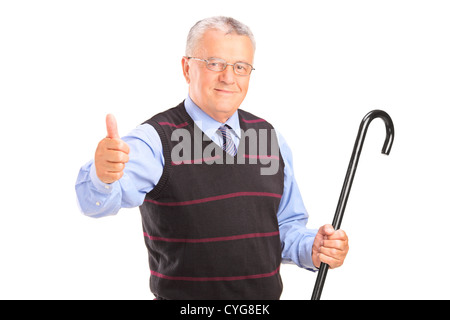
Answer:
[
  {"left": 319, "top": 224, "right": 335, "bottom": 236},
  {"left": 106, "top": 114, "right": 120, "bottom": 139}
]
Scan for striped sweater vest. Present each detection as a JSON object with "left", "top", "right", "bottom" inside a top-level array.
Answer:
[{"left": 139, "top": 101, "right": 285, "bottom": 299}]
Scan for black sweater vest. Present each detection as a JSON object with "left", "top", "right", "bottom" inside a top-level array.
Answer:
[{"left": 139, "top": 101, "right": 285, "bottom": 300}]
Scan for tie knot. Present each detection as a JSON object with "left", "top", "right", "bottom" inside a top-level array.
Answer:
[
  {"left": 217, "top": 125, "right": 237, "bottom": 156},
  {"left": 218, "top": 124, "right": 232, "bottom": 133}
]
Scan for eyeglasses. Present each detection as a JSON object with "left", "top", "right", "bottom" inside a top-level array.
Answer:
[{"left": 186, "top": 57, "right": 255, "bottom": 76}]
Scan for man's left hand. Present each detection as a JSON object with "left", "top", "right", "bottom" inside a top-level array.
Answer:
[{"left": 312, "top": 224, "right": 349, "bottom": 269}]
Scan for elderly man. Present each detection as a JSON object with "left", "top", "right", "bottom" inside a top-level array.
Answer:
[{"left": 75, "top": 16, "right": 348, "bottom": 300}]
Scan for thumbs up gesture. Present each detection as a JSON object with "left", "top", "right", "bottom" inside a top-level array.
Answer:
[{"left": 95, "top": 114, "right": 130, "bottom": 184}]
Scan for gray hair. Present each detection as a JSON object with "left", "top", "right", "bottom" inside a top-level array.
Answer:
[{"left": 185, "top": 16, "right": 256, "bottom": 56}]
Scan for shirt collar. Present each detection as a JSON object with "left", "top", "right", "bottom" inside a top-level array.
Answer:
[{"left": 184, "top": 95, "right": 241, "bottom": 140}]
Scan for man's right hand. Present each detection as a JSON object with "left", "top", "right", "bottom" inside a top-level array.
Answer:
[{"left": 95, "top": 114, "right": 130, "bottom": 184}]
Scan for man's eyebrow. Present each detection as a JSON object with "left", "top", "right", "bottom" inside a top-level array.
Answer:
[{"left": 206, "top": 56, "right": 253, "bottom": 64}]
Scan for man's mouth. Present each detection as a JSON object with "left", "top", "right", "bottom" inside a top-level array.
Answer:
[{"left": 214, "top": 88, "right": 236, "bottom": 94}]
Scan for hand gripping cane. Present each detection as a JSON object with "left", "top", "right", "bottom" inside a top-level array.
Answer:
[{"left": 311, "top": 110, "right": 395, "bottom": 300}]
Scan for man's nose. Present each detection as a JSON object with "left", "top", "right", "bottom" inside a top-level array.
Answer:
[{"left": 218, "top": 64, "right": 236, "bottom": 84}]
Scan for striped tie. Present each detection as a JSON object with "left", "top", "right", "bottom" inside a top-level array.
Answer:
[{"left": 218, "top": 125, "right": 237, "bottom": 156}]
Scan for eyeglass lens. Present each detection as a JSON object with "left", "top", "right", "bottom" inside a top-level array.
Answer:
[{"left": 206, "top": 58, "right": 252, "bottom": 75}]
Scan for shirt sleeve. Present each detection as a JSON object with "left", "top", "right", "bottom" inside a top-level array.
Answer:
[
  {"left": 276, "top": 130, "right": 319, "bottom": 272},
  {"left": 75, "top": 123, "right": 164, "bottom": 218}
]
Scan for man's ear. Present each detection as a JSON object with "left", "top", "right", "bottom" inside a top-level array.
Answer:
[{"left": 181, "top": 57, "right": 190, "bottom": 84}]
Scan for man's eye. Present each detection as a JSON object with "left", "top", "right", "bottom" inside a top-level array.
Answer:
[{"left": 236, "top": 64, "right": 250, "bottom": 72}]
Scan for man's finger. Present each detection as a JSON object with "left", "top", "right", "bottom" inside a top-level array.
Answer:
[
  {"left": 103, "top": 162, "right": 126, "bottom": 173},
  {"left": 106, "top": 114, "right": 120, "bottom": 139},
  {"left": 104, "top": 138, "right": 130, "bottom": 154},
  {"left": 318, "top": 224, "right": 335, "bottom": 237},
  {"left": 326, "top": 229, "right": 347, "bottom": 240},
  {"left": 322, "top": 239, "right": 347, "bottom": 250},
  {"left": 317, "top": 253, "right": 343, "bottom": 269}
]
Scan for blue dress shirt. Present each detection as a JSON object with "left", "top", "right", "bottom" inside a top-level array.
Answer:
[{"left": 75, "top": 96, "right": 318, "bottom": 271}]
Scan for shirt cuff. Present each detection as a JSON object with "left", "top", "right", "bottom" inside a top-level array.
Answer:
[
  {"left": 301, "top": 234, "right": 319, "bottom": 272},
  {"left": 89, "top": 163, "right": 116, "bottom": 194}
]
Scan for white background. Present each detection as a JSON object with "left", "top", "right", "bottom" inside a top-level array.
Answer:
[{"left": 1, "top": 0, "right": 449, "bottom": 300}]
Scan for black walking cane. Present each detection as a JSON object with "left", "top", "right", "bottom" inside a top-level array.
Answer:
[{"left": 311, "top": 109, "right": 395, "bottom": 300}]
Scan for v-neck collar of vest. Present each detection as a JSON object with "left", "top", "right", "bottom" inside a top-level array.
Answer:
[
  {"left": 178, "top": 100, "right": 245, "bottom": 159},
  {"left": 182, "top": 97, "right": 242, "bottom": 139}
]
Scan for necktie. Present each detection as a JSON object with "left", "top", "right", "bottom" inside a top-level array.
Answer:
[{"left": 218, "top": 125, "right": 237, "bottom": 156}]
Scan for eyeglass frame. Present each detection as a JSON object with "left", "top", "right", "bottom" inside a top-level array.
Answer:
[{"left": 185, "top": 56, "right": 255, "bottom": 76}]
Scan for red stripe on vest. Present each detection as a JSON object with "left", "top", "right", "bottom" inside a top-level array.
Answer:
[
  {"left": 144, "top": 231, "right": 280, "bottom": 243},
  {"left": 150, "top": 266, "right": 280, "bottom": 282},
  {"left": 158, "top": 121, "right": 189, "bottom": 128},
  {"left": 145, "top": 191, "right": 282, "bottom": 206}
]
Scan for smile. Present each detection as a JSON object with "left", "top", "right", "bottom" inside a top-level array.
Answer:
[{"left": 214, "top": 89, "right": 236, "bottom": 94}]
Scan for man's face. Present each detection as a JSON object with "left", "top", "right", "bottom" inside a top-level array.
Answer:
[{"left": 182, "top": 29, "right": 254, "bottom": 123}]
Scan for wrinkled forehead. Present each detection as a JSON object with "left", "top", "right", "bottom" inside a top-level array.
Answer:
[{"left": 194, "top": 29, "right": 255, "bottom": 64}]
